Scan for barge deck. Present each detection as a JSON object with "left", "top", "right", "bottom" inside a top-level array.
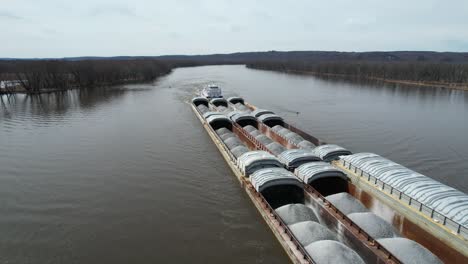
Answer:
[{"left": 190, "top": 94, "right": 467, "bottom": 264}]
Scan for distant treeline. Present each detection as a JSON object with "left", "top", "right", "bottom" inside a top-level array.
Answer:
[
  {"left": 0, "top": 59, "right": 174, "bottom": 93},
  {"left": 3, "top": 50, "right": 468, "bottom": 94},
  {"left": 247, "top": 61, "right": 468, "bottom": 86}
]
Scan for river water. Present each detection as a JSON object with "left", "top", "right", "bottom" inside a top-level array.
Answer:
[{"left": 1, "top": 65, "right": 467, "bottom": 263}]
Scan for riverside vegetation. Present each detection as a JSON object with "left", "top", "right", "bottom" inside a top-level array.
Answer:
[
  {"left": 246, "top": 61, "right": 468, "bottom": 90},
  {"left": 0, "top": 59, "right": 174, "bottom": 94},
  {"left": 2, "top": 51, "right": 468, "bottom": 94}
]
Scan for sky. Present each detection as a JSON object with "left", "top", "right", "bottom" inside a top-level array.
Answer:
[{"left": 1, "top": 0, "right": 468, "bottom": 58}]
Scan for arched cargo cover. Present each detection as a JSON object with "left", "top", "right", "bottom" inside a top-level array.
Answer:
[
  {"left": 312, "top": 144, "right": 352, "bottom": 161},
  {"left": 192, "top": 97, "right": 209, "bottom": 107},
  {"left": 206, "top": 114, "right": 232, "bottom": 130},
  {"left": 210, "top": 98, "right": 228, "bottom": 107},
  {"left": 227, "top": 96, "right": 244, "bottom": 105},
  {"left": 257, "top": 113, "right": 284, "bottom": 127},
  {"left": 251, "top": 108, "right": 275, "bottom": 117},
  {"left": 250, "top": 167, "right": 303, "bottom": 193},
  {"left": 227, "top": 110, "right": 242, "bottom": 119},
  {"left": 237, "top": 151, "right": 284, "bottom": 176},
  {"left": 295, "top": 162, "right": 348, "bottom": 195},
  {"left": 230, "top": 113, "right": 257, "bottom": 127},
  {"left": 203, "top": 111, "right": 221, "bottom": 119},
  {"left": 341, "top": 152, "right": 468, "bottom": 227},
  {"left": 295, "top": 162, "right": 347, "bottom": 184},
  {"left": 278, "top": 149, "right": 322, "bottom": 169}
]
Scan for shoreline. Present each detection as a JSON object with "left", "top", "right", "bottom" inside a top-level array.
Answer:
[
  {"left": 0, "top": 75, "right": 170, "bottom": 95},
  {"left": 248, "top": 66, "right": 468, "bottom": 91}
]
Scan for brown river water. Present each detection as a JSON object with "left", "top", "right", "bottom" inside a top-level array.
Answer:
[{"left": 1, "top": 65, "right": 467, "bottom": 263}]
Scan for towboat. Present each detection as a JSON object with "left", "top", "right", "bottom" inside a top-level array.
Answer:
[
  {"left": 190, "top": 94, "right": 468, "bottom": 264},
  {"left": 200, "top": 84, "right": 222, "bottom": 98}
]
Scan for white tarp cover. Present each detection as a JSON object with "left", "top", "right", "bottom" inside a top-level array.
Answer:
[
  {"left": 257, "top": 113, "right": 283, "bottom": 123},
  {"left": 227, "top": 96, "right": 244, "bottom": 104},
  {"left": 278, "top": 149, "right": 321, "bottom": 168},
  {"left": 295, "top": 162, "right": 347, "bottom": 184},
  {"left": 202, "top": 111, "right": 219, "bottom": 119},
  {"left": 206, "top": 114, "right": 231, "bottom": 126},
  {"left": 230, "top": 112, "right": 256, "bottom": 123},
  {"left": 227, "top": 110, "right": 243, "bottom": 119},
  {"left": 251, "top": 108, "right": 274, "bottom": 117},
  {"left": 192, "top": 97, "right": 208, "bottom": 106},
  {"left": 250, "top": 167, "right": 303, "bottom": 193},
  {"left": 312, "top": 144, "right": 352, "bottom": 160},
  {"left": 341, "top": 152, "right": 468, "bottom": 227},
  {"left": 210, "top": 97, "right": 228, "bottom": 106},
  {"left": 237, "top": 151, "right": 283, "bottom": 176}
]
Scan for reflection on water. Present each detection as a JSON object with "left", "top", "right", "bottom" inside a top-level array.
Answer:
[
  {"left": 0, "top": 87, "right": 130, "bottom": 121},
  {"left": 0, "top": 65, "right": 467, "bottom": 264}
]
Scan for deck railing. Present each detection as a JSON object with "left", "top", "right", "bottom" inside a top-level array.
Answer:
[{"left": 339, "top": 159, "right": 468, "bottom": 240}]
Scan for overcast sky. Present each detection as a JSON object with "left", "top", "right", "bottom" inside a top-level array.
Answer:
[{"left": 1, "top": 0, "right": 468, "bottom": 58}]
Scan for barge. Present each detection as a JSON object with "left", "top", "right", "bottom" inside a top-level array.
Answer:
[{"left": 190, "top": 93, "right": 468, "bottom": 264}]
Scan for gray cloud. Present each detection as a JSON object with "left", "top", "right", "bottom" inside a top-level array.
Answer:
[{"left": 0, "top": 10, "right": 23, "bottom": 20}]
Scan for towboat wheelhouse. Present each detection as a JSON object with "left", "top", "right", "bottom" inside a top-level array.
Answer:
[{"left": 200, "top": 84, "right": 222, "bottom": 98}]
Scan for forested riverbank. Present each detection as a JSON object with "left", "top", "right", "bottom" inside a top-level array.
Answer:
[
  {"left": 246, "top": 61, "right": 468, "bottom": 90},
  {"left": 0, "top": 59, "right": 188, "bottom": 94},
  {"left": 3, "top": 50, "right": 468, "bottom": 94}
]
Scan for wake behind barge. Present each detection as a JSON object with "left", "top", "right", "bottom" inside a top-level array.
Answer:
[{"left": 190, "top": 94, "right": 468, "bottom": 264}]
